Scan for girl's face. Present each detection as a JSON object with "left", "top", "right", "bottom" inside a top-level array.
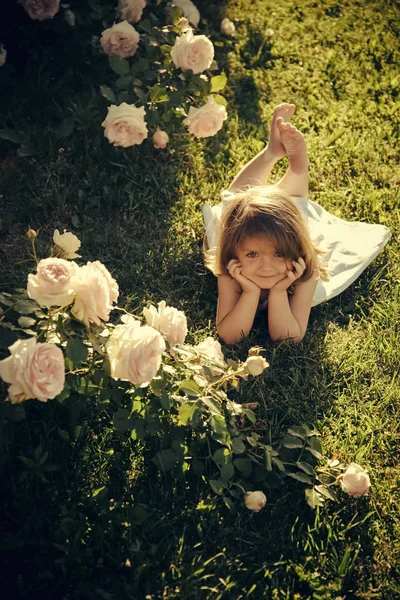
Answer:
[{"left": 235, "top": 235, "right": 292, "bottom": 289}]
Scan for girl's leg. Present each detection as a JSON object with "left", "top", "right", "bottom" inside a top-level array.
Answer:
[
  {"left": 275, "top": 119, "right": 309, "bottom": 198},
  {"left": 228, "top": 103, "right": 296, "bottom": 193}
]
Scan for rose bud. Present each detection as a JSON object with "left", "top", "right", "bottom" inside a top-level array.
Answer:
[{"left": 245, "top": 491, "right": 267, "bottom": 512}]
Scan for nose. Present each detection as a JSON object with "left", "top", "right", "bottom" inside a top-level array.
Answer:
[{"left": 259, "top": 255, "right": 273, "bottom": 273}]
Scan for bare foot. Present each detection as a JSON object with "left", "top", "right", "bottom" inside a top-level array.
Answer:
[
  {"left": 276, "top": 118, "right": 309, "bottom": 174},
  {"left": 267, "top": 103, "right": 296, "bottom": 159}
]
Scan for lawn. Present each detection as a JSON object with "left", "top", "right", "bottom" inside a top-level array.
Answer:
[{"left": 0, "top": 0, "right": 399, "bottom": 598}]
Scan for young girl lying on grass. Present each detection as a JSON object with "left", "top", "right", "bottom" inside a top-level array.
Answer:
[{"left": 203, "top": 104, "right": 391, "bottom": 344}]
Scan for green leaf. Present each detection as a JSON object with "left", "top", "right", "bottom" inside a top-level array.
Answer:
[
  {"left": 282, "top": 435, "right": 304, "bottom": 449},
  {"left": 108, "top": 55, "right": 130, "bottom": 76},
  {"left": 9, "top": 405, "right": 26, "bottom": 422},
  {"left": 296, "top": 461, "right": 315, "bottom": 476},
  {"left": 287, "top": 471, "right": 314, "bottom": 485},
  {"left": 0, "top": 129, "right": 24, "bottom": 144},
  {"left": 209, "top": 479, "right": 225, "bottom": 495},
  {"left": 305, "top": 436, "right": 323, "bottom": 459},
  {"left": 149, "top": 84, "right": 169, "bottom": 103},
  {"left": 315, "top": 484, "right": 339, "bottom": 502},
  {"left": 116, "top": 75, "right": 133, "bottom": 89},
  {"left": 213, "top": 448, "right": 231, "bottom": 466},
  {"left": 152, "top": 448, "right": 178, "bottom": 472},
  {"left": 243, "top": 408, "right": 256, "bottom": 424},
  {"left": 287, "top": 425, "right": 308, "bottom": 440},
  {"left": 138, "top": 18, "right": 152, "bottom": 34},
  {"left": 55, "top": 117, "right": 75, "bottom": 139},
  {"left": 233, "top": 457, "right": 252, "bottom": 478},
  {"left": 179, "top": 379, "right": 200, "bottom": 397},
  {"left": 178, "top": 402, "right": 196, "bottom": 425},
  {"left": 17, "top": 144, "right": 35, "bottom": 157},
  {"left": 272, "top": 457, "right": 286, "bottom": 472},
  {"left": 160, "top": 391, "right": 170, "bottom": 409},
  {"left": 220, "top": 462, "right": 235, "bottom": 481},
  {"left": 210, "top": 73, "right": 227, "bottom": 93},
  {"left": 100, "top": 85, "right": 117, "bottom": 103},
  {"left": 13, "top": 299, "right": 38, "bottom": 315},
  {"left": 133, "top": 87, "right": 147, "bottom": 102},
  {"left": 305, "top": 487, "right": 325, "bottom": 509},
  {"left": 232, "top": 436, "right": 246, "bottom": 454},
  {"left": 202, "top": 397, "right": 222, "bottom": 415},
  {"left": 113, "top": 408, "right": 132, "bottom": 432},
  {"left": 65, "top": 338, "right": 88, "bottom": 363},
  {"left": 92, "top": 486, "right": 108, "bottom": 501},
  {"left": 128, "top": 505, "right": 149, "bottom": 524},
  {"left": 211, "top": 94, "right": 227, "bottom": 107}
]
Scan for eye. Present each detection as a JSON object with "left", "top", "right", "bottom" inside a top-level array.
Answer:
[
  {"left": 246, "top": 252, "right": 258, "bottom": 258},
  {"left": 274, "top": 251, "right": 283, "bottom": 258}
]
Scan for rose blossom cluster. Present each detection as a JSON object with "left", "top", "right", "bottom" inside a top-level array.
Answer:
[
  {"left": 26, "top": 236, "right": 119, "bottom": 329},
  {"left": 143, "top": 300, "right": 187, "bottom": 349}
]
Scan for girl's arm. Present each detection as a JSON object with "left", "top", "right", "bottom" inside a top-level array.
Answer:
[
  {"left": 216, "top": 275, "right": 260, "bottom": 344},
  {"left": 267, "top": 274, "right": 318, "bottom": 342},
  {"left": 228, "top": 148, "right": 277, "bottom": 193}
]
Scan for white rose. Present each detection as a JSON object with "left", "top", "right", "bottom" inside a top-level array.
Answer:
[
  {"left": 71, "top": 261, "right": 119, "bottom": 327},
  {"left": 152, "top": 128, "right": 169, "bottom": 149},
  {"left": 220, "top": 18, "right": 235, "bottom": 36},
  {"left": 22, "top": 0, "right": 60, "bottom": 20},
  {"left": 102, "top": 103, "right": 148, "bottom": 147},
  {"left": 341, "top": 463, "right": 371, "bottom": 498},
  {"left": 27, "top": 257, "right": 77, "bottom": 307},
  {"left": 245, "top": 491, "right": 267, "bottom": 512},
  {"left": 119, "top": 0, "right": 146, "bottom": 23},
  {"left": 107, "top": 320, "right": 165, "bottom": 385},
  {"left": 171, "top": 29, "right": 214, "bottom": 74},
  {"left": 143, "top": 300, "right": 187, "bottom": 348},
  {"left": 173, "top": 0, "right": 200, "bottom": 28},
  {"left": 0, "top": 45, "right": 7, "bottom": 67},
  {"left": 244, "top": 355, "right": 269, "bottom": 376},
  {"left": 184, "top": 96, "right": 227, "bottom": 138},
  {"left": 0, "top": 338, "right": 65, "bottom": 403},
  {"left": 195, "top": 337, "right": 225, "bottom": 376},
  {"left": 100, "top": 20, "right": 140, "bottom": 59},
  {"left": 53, "top": 229, "right": 81, "bottom": 259}
]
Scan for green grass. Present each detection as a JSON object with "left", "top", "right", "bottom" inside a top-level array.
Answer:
[{"left": 0, "top": 0, "right": 399, "bottom": 598}]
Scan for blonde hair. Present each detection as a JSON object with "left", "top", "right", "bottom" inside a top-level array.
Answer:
[{"left": 206, "top": 185, "right": 329, "bottom": 282}]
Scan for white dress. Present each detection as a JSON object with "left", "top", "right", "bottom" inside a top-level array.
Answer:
[{"left": 203, "top": 191, "right": 391, "bottom": 307}]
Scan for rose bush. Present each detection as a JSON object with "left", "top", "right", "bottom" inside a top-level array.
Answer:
[{"left": 0, "top": 230, "right": 372, "bottom": 511}]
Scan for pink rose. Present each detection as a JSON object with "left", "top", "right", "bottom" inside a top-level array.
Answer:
[
  {"left": 171, "top": 29, "right": 214, "bottom": 74},
  {"left": 173, "top": 0, "right": 200, "bottom": 28},
  {"left": 183, "top": 96, "right": 227, "bottom": 138},
  {"left": 100, "top": 20, "right": 140, "bottom": 59},
  {"left": 152, "top": 128, "right": 169, "bottom": 149},
  {"left": 107, "top": 319, "right": 166, "bottom": 385},
  {"left": 102, "top": 103, "right": 148, "bottom": 147},
  {"left": 22, "top": 0, "right": 60, "bottom": 20},
  {"left": 71, "top": 261, "right": 119, "bottom": 328},
  {"left": 118, "top": 0, "right": 146, "bottom": 23},
  {"left": 143, "top": 300, "right": 187, "bottom": 348},
  {"left": 27, "top": 257, "right": 77, "bottom": 307},
  {"left": 245, "top": 491, "right": 267, "bottom": 512},
  {"left": 341, "top": 463, "right": 371, "bottom": 498},
  {"left": 0, "top": 338, "right": 65, "bottom": 403}
]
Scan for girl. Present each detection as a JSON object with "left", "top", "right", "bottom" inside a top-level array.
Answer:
[{"left": 203, "top": 103, "right": 391, "bottom": 344}]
